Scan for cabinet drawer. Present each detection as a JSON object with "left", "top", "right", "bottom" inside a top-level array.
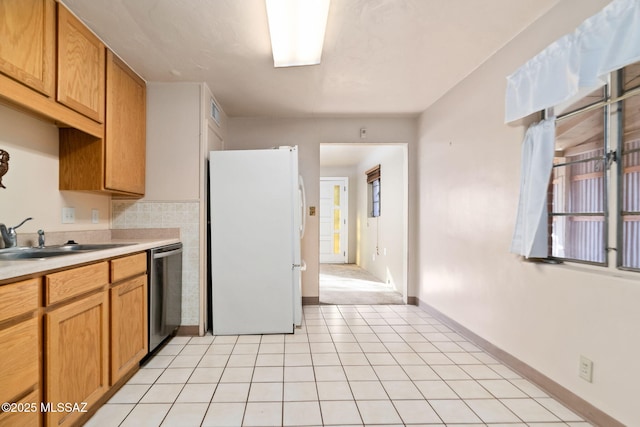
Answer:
[
  {"left": 46, "top": 262, "right": 109, "bottom": 305},
  {"left": 0, "top": 317, "right": 40, "bottom": 405},
  {"left": 0, "top": 278, "right": 40, "bottom": 322},
  {"left": 0, "top": 389, "right": 41, "bottom": 427},
  {"left": 111, "top": 252, "right": 146, "bottom": 283}
]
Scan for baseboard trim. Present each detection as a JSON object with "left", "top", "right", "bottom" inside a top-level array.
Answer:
[
  {"left": 417, "top": 299, "right": 624, "bottom": 427},
  {"left": 406, "top": 296, "right": 418, "bottom": 305},
  {"left": 176, "top": 325, "right": 199, "bottom": 336},
  {"left": 302, "top": 296, "right": 320, "bottom": 305}
]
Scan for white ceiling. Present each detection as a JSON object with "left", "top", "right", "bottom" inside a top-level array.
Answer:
[{"left": 60, "top": 0, "right": 559, "bottom": 118}]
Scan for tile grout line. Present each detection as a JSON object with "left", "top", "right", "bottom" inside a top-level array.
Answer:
[{"left": 102, "top": 304, "right": 588, "bottom": 427}]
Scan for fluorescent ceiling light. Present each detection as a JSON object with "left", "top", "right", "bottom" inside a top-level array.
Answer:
[{"left": 265, "top": 0, "right": 330, "bottom": 68}]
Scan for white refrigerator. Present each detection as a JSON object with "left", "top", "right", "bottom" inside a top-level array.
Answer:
[{"left": 209, "top": 146, "right": 305, "bottom": 335}]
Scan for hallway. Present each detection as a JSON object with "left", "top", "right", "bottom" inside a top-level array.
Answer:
[{"left": 319, "top": 264, "right": 404, "bottom": 305}]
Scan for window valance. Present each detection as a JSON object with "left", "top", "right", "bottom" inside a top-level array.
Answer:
[
  {"left": 505, "top": 0, "right": 640, "bottom": 123},
  {"left": 365, "top": 164, "right": 381, "bottom": 184}
]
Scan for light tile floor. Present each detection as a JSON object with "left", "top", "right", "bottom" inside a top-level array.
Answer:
[
  {"left": 319, "top": 265, "right": 404, "bottom": 305},
  {"left": 85, "top": 304, "right": 592, "bottom": 426}
]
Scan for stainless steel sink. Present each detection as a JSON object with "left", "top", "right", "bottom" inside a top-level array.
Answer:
[
  {"left": 0, "top": 243, "right": 134, "bottom": 260},
  {"left": 47, "top": 243, "right": 135, "bottom": 251},
  {"left": 0, "top": 247, "right": 77, "bottom": 260}
]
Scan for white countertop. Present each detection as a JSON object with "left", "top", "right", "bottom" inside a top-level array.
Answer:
[{"left": 0, "top": 238, "right": 180, "bottom": 282}]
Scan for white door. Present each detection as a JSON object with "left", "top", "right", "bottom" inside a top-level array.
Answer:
[{"left": 320, "top": 177, "right": 348, "bottom": 263}]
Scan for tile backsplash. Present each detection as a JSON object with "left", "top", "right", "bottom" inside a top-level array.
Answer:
[{"left": 112, "top": 201, "right": 201, "bottom": 326}]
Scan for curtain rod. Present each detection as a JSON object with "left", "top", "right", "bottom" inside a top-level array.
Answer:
[{"left": 556, "top": 85, "right": 640, "bottom": 123}]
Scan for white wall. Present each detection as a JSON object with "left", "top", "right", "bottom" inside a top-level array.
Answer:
[
  {"left": 0, "top": 104, "right": 111, "bottom": 240},
  {"left": 145, "top": 82, "right": 227, "bottom": 201},
  {"left": 416, "top": 0, "right": 637, "bottom": 424},
  {"left": 228, "top": 117, "right": 418, "bottom": 299},
  {"left": 357, "top": 145, "right": 406, "bottom": 294},
  {"left": 145, "top": 83, "right": 202, "bottom": 201}
]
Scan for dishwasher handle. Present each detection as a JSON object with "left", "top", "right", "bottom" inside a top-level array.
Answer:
[{"left": 151, "top": 244, "right": 183, "bottom": 259}]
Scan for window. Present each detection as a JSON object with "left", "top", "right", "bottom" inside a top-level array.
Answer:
[
  {"left": 551, "top": 87, "right": 607, "bottom": 264},
  {"left": 366, "top": 165, "right": 381, "bottom": 218},
  {"left": 549, "top": 62, "right": 640, "bottom": 271},
  {"left": 620, "top": 63, "right": 640, "bottom": 270}
]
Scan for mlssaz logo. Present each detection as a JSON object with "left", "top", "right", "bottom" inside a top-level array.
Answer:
[{"left": 40, "top": 402, "right": 88, "bottom": 413}]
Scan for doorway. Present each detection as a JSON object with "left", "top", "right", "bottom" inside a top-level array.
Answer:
[{"left": 319, "top": 143, "right": 408, "bottom": 305}]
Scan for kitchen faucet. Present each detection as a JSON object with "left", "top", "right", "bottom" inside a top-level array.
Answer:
[
  {"left": 0, "top": 217, "right": 33, "bottom": 248},
  {"left": 37, "top": 229, "right": 45, "bottom": 248}
]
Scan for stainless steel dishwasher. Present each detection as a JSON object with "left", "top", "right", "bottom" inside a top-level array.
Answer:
[{"left": 148, "top": 242, "right": 183, "bottom": 353}]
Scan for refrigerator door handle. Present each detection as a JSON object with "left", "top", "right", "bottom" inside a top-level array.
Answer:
[
  {"left": 292, "top": 261, "right": 306, "bottom": 271},
  {"left": 299, "top": 175, "right": 306, "bottom": 238}
]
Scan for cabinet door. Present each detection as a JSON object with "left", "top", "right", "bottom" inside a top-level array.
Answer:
[
  {"left": 0, "top": 0, "right": 55, "bottom": 96},
  {"left": 0, "top": 389, "right": 41, "bottom": 427},
  {"left": 45, "top": 291, "right": 109, "bottom": 427},
  {"left": 57, "top": 3, "right": 105, "bottom": 122},
  {"left": 110, "top": 274, "right": 148, "bottom": 384},
  {"left": 0, "top": 317, "right": 40, "bottom": 406},
  {"left": 105, "top": 50, "right": 146, "bottom": 195}
]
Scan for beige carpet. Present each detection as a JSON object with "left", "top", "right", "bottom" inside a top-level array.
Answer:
[{"left": 319, "top": 263, "right": 404, "bottom": 305}]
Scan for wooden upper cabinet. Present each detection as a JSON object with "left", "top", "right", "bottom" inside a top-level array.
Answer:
[
  {"left": 59, "top": 51, "right": 146, "bottom": 196},
  {"left": 57, "top": 3, "right": 105, "bottom": 123},
  {"left": 0, "top": 0, "right": 55, "bottom": 96},
  {"left": 105, "top": 50, "right": 146, "bottom": 195}
]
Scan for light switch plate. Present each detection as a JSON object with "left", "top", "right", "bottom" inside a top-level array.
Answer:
[
  {"left": 579, "top": 355, "right": 593, "bottom": 382},
  {"left": 91, "top": 209, "right": 99, "bottom": 224},
  {"left": 62, "top": 207, "right": 75, "bottom": 224}
]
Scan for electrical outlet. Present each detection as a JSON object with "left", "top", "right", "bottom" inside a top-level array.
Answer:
[
  {"left": 91, "top": 209, "right": 99, "bottom": 224},
  {"left": 579, "top": 355, "right": 593, "bottom": 382},
  {"left": 62, "top": 207, "right": 75, "bottom": 224}
]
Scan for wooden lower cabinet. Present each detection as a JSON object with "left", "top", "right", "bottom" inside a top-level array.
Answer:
[
  {"left": 0, "top": 317, "right": 41, "bottom": 427},
  {"left": 0, "top": 317, "right": 40, "bottom": 403},
  {"left": 45, "top": 291, "right": 109, "bottom": 427},
  {"left": 0, "top": 252, "right": 150, "bottom": 426},
  {"left": 110, "top": 274, "right": 148, "bottom": 384},
  {"left": 0, "top": 389, "right": 41, "bottom": 427},
  {"left": 0, "top": 277, "right": 41, "bottom": 427}
]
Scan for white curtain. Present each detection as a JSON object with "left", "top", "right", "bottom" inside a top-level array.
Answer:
[
  {"left": 505, "top": 0, "right": 640, "bottom": 123},
  {"left": 510, "top": 118, "right": 556, "bottom": 258},
  {"left": 505, "top": 35, "right": 580, "bottom": 123}
]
